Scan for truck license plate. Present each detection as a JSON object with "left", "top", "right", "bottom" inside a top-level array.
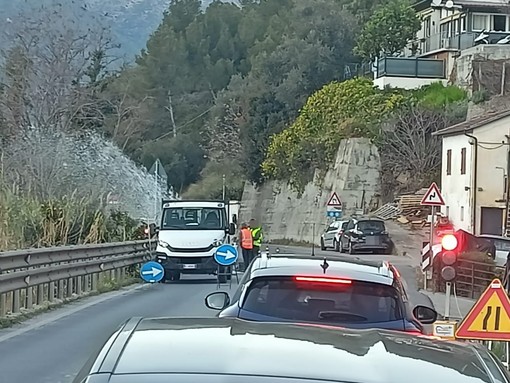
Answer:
[{"left": 183, "top": 264, "right": 197, "bottom": 269}]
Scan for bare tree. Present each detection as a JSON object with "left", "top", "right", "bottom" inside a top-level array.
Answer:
[
  {"left": 0, "top": 2, "right": 120, "bottom": 134},
  {"left": 381, "top": 106, "right": 449, "bottom": 197},
  {"left": 204, "top": 101, "right": 244, "bottom": 163}
]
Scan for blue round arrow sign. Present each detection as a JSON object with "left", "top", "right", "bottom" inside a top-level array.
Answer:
[
  {"left": 140, "top": 261, "right": 165, "bottom": 283},
  {"left": 214, "top": 244, "right": 238, "bottom": 266}
]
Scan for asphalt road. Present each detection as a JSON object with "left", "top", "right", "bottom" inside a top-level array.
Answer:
[
  {"left": 0, "top": 246, "right": 433, "bottom": 383},
  {"left": 0, "top": 276, "right": 229, "bottom": 383}
]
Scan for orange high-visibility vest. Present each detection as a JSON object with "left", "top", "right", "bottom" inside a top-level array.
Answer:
[{"left": 241, "top": 228, "right": 253, "bottom": 249}]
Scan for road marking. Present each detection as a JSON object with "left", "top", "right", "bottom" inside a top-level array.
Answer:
[{"left": 0, "top": 284, "right": 147, "bottom": 343}]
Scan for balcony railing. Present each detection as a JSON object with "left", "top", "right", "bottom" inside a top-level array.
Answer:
[
  {"left": 376, "top": 57, "right": 446, "bottom": 79},
  {"left": 416, "top": 31, "right": 509, "bottom": 55}
]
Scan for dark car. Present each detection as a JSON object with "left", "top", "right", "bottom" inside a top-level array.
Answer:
[
  {"left": 340, "top": 217, "right": 393, "bottom": 254},
  {"left": 73, "top": 317, "right": 509, "bottom": 383},
  {"left": 205, "top": 252, "right": 437, "bottom": 333}
]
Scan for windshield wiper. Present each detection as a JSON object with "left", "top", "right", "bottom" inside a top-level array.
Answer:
[{"left": 318, "top": 311, "right": 368, "bottom": 322}]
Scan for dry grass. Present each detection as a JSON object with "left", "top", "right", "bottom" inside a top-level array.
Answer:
[{"left": 0, "top": 170, "right": 141, "bottom": 251}]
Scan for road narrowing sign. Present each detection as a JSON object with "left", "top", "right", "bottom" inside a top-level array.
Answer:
[
  {"left": 327, "top": 192, "right": 342, "bottom": 208},
  {"left": 455, "top": 278, "right": 510, "bottom": 341}
]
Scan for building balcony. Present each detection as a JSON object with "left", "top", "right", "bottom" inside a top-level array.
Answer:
[
  {"left": 373, "top": 57, "right": 446, "bottom": 90},
  {"left": 416, "top": 31, "right": 510, "bottom": 57}
]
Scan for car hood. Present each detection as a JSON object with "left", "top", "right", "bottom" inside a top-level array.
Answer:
[{"left": 158, "top": 230, "right": 225, "bottom": 248}]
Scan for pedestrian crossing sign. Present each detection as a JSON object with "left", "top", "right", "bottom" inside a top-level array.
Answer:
[{"left": 455, "top": 279, "right": 510, "bottom": 341}]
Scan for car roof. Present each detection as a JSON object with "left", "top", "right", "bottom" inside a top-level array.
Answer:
[
  {"left": 249, "top": 253, "right": 396, "bottom": 285},
  {"left": 87, "top": 317, "right": 497, "bottom": 383},
  {"left": 478, "top": 234, "right": 510, "bottom": 241},
  {"left": 354, "top": 216, "right": 385, "bottom": 222}
]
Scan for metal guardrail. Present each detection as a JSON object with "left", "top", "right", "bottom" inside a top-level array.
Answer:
[{"left": 0, "top": 241, "right": 155, "bottom": 318}]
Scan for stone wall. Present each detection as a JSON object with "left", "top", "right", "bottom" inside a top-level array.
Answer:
[{"left": 239, "top": 138, "right": 381, "bottom": 244}]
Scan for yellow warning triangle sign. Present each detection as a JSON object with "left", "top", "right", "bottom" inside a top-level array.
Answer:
[{"left": 455, "top": 279, "right": 510, "bottom": 341}]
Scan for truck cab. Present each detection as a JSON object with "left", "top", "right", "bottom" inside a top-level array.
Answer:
[{"left": 155, "top": 200, "right": 236, "bottom": 283}]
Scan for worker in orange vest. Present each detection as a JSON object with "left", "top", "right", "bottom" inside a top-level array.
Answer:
[{"left": 239, "top": 222, "right": 253, "bottom": 272}]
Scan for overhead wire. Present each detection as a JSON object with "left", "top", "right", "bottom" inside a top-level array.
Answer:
[{"left": 154, "top": 104, "right": 216, "bottom": 141}]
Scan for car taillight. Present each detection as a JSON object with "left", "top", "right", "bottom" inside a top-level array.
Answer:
[
  {"left": 293, "top": 276, "right": 352, "bottom": 284},
  {"left": 404, "top": 330, "right": 423, "bottom": 335}
]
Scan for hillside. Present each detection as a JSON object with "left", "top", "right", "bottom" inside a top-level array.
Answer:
[{"left": 0, "top": 0, "right": 224, "bottom": 59}]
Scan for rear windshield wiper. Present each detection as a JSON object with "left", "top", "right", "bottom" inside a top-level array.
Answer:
[{"left": 318, "top": 311, "right": 368, "bottom": 322}]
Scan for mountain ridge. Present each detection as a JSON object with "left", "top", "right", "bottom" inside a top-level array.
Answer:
[{"left": 1, "top": 0, "right": 221, "bottom": 59}]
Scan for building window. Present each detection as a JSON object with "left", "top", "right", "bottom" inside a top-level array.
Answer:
[
  {"left": 424, "top": 16, "right": 431, "bottom": 38},
  {"left": 446, "top": 149, "right": 452, "bottom": 175},
  {"left": 473, "top": 14, "right": 489, "bottom": 31},
  {"left": 492, "top": 15, "right": 507, "bottom": 32},
  {"left": 461, "top": 206, "right": 464, "bottom": 221},
  {"left": 461, "top": 147, "right": 466, "bottom": 175}
]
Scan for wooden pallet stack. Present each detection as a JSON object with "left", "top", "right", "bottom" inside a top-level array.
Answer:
[{"left": 396, "top": 188, "right": 431, "bottom": 226}]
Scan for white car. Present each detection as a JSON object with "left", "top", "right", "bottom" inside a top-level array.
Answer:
[{"left": 320, "top": 220, "right": 348, "bottom": 251}]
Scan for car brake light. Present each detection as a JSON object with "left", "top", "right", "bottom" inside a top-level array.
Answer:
[{"left": 294, "top": 276, "right": 352, "bottom": 284}]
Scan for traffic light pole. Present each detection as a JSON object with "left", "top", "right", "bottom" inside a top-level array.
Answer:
[{"left": 444, "top": 281, "right": 451, "bottom": 319}]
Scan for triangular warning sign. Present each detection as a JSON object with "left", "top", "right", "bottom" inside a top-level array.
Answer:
[
  {"left": 420, "top": 182, "right": 445, "bottom": 206},
  {"left": 327, "top": 192, "right": 342, "bottom": 207},
  {"left": 456, "top": 279, "right": 510, "bottom": 341}
]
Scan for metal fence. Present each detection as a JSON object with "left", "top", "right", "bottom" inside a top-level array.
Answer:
[
  {"left": 0, "top": 241, "right": 154, "bottom": 318},
  {"left": 433, "top": 258, "right": 505, "bottom": 299}
]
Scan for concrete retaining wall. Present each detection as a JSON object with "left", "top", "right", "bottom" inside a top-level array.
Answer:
[{"left": 239, "top": 138, "right": 381, "bottom": 244}]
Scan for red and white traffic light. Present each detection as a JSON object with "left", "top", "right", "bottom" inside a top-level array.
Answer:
[{"left": 440, "top": 233, "right": 459, "bottom": 282}]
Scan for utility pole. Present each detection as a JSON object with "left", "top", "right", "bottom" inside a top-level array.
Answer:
[
  {"left": 154, "top": 160, "right": 159, "bottom": 223},
  {"left": 166, "top": 90, "right": 177, "bottom": 138},
  {"left": 222, "top": 174, "right": 226, "bottom": 201}
]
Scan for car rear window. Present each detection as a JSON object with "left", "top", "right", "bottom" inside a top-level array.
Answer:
[
  {"left": 357, "top": 220, "right": 385, "bottom": 234},
  {"left": 240, "top": 276, "right": 403, "bottom": 324}
]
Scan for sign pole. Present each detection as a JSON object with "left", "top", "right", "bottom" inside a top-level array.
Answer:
[
  {"left": 420, "top": 182, "right": 445, "bottom": 292},
  {"left": 430, "top": 205, "right": 435, "bottom": 288},
  {"left": 312, "top": 222, "right": 316, "bottom": 257}
]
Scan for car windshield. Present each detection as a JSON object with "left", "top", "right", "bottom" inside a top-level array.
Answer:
[
  {"left": 240, "top": 276, "right": 403, "bottom": 324},
  {"left": 161, "top": 207, "right": 226, "bottom": 230},
  {"left": 357, "top": 220, "right": 385, "bottom": 234},
  {"left": 493, "top": 239, "right": 510, "bottom": 252}
]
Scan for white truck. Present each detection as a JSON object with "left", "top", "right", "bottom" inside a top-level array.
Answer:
[{"left": 154, "top": 199, "right": 237, "bottom": 283}]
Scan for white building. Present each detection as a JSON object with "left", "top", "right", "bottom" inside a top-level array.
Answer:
[
  {"left": 433, "top": 110, "right": 510, "bottom": 236},
  {"left": 371, "top": 0, "right": 510, "bottom": 90}
]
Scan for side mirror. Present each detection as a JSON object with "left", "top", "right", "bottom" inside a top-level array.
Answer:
[
  {"left": 413, "top": 305, "right": 437, "bottom": 324},
  {"left": 205, "top": 292, "right": 230, "bottom": 310},
  {"left": 227, "top": 223, "right": 236, "bottom": 235},
  {"left": 232, "top": 214, "right": 238, "bottom": 224}
]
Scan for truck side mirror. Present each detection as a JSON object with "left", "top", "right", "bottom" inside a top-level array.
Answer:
[
  {"left": 232, "top": 214, "right": 238, "bottom": 224},
  {"left": 227, "top": 223, "right": 236, "bottom": 235}
]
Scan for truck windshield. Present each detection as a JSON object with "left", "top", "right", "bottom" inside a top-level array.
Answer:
[{"left": 161, "top": 207, "right": 226, "bottom": 230}]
